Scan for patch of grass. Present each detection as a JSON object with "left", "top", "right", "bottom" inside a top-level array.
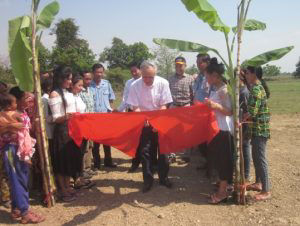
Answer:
[{"left": 268, "top": 77, "right": 300, "bottom": 114}]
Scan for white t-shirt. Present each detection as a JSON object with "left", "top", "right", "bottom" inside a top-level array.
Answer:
[{"left": 127, "top": 76, "right": 173, "bottom": 112}]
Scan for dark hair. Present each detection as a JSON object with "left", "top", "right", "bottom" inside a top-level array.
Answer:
[
  {"left": 72, "top": 74, "right": 83, "bottom": 86},
  {"left": 52, "top": 65, "right": 72, "bottom": 112},
  {"left": 129, "top": 62, "right": 140, "bottom": 69},
  {"left": 41, "top": 77, "right": 53, "bottom": 95},
  {"left": 0, "top": 89, "right": 15, "bottom": 110},
  {"left": 80, "top": 70, "right": 91, "bottom": 77},
  {"left": 197, "top": 53, "right": 210, "bottom": 62},
  {"left": 92, "top": 63, "right": 105, "bottom": 72},
  {"left": 206, "top": 57, "right": 225, "bottom": 76},
  {"left": 9, "top": 86, "right": 25, "bottom": 100},
  {"left": 247, "top": 66, "right": 270, "bottom": 98}
]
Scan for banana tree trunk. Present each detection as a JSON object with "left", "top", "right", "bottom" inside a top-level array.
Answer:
[
  {"left": 31, "top": 2, "right": 56, "bottom": 207},
  {"left": 234, "top": 0, "right": 249, "bottom": 205}
]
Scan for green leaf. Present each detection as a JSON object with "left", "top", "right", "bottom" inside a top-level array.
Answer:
[
  {"left": 37, "top": 1, "right": 60, "bottom": 31},
  {"left": 181, "top": 0, "right": 230, "bottom": 34},
  {"left": 8, "top": 16, "right": 33, "bottom": 92},
  {"left": 232, "top": 19, "right": 266, "bottom": 33},
  {"left": 153, "top": 38, "right": 218, "bottom": 54},
  {"left": 242, "top": 46, "right": 294, "bottom": 67}
]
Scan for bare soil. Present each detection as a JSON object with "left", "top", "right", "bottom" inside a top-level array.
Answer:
[{"left": 0, "top": 114, "right": 300, "bottom": 226}]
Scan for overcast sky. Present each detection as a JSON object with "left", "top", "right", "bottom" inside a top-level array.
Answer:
[{"left": 1, "top": 0, "right": 299, "bottom": 72}]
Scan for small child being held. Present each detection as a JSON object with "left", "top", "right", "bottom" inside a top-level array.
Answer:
[{"left": 0, "top": 92, "right": 36, "bottom": 164}]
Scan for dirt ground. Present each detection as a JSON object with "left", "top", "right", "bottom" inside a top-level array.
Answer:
[{"left": 0, "top": 114, "right": 300, "bottom": 226}]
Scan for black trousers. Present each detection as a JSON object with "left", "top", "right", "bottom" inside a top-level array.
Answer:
[
  {"left": 92, "top": 143, "right": 112, "bottom": 169},
  {"left": 139, "top": 126, "right": 169, "bottom": 184}
]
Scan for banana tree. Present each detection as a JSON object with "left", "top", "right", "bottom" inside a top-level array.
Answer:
[
  {"left": 154, "top": 0, "right": 294, "bottom": 204},
  {"left": 9, "top": 0, "right": 60, "bottom": 207}
]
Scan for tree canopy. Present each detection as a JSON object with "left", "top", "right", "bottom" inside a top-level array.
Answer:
[
  {"left": 51, "top": 18, "right": 96, "bottom": 72},
  {"left": 99, "top": 37, "right": 153, "bottom": 69}
]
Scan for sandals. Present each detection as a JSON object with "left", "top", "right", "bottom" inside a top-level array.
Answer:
[
  {"left": 11, "top": 209, "right": 22, "bottom": 220},
  {"left": 254, "top": 192, "right": 271, "bottom": 201},
  {"left": 246, "top": 183, "right": 262, "bottom": 192},
  {"left": 208, "top": 193, "right": 228, "bottom": 204},
  {"left": 74, "top": 179, "right": 95, "bottom": 189},
  {"left": 21, "top": 210, "right": 45, "bottom": 224}
]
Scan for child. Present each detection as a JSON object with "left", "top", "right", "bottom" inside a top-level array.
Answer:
[{"left": 0, "top": 88, "right": 45, "bottom": 224}]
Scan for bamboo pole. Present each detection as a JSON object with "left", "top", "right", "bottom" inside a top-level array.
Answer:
[{"left": 31, "top": 0, "right": 55, "bottom": 207}]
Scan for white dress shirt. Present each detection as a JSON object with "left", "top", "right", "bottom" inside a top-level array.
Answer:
[
  {"left": 127, "top": 76, "right": 173, "bottom": 112},
  {"left": 118, "top": 78, "right": 136, "bottom": 112}
]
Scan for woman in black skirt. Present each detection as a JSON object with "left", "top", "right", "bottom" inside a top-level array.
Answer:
[
  {"left": 49, "top": 66, "right": 81, "bottom": 202},
  {"left": 203, "top": 58, "right": 234, "bottom": 204}
]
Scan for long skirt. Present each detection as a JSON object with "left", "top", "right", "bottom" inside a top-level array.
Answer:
[
  {"left": 51, "top": 122, "right": 83, "bottom": 178},
  {"left": 208, "top": 130, "right": 234, "bottom": 183}
]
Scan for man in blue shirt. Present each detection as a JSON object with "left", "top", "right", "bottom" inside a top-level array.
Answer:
[
  {"left": 90, "top": 63, "right": 117, "bottom": 169},
  {"left": 193, "top": 53, "right": 212, "bottom": 174},
  {"left": 193, "top": 53, "right": 211, "bottom": 103}
]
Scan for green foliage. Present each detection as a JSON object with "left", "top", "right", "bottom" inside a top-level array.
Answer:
[
  {"left": 54, "top": 18, "right": 79, "bottom": 49},
  {"left": 37, "top": 1, "right": 59, "bottom": 31},
  {"left": 294, "top": 58, "right": 300, "bottom": 78},
  {"left": 181, "top": 0, "right": 230, "bottom": 34},
  {"left": 243, "top": 46, "right": 294, "bottom": 67},
  {"left": 153, "top": 45, "right": 179, "bottom": 78},
  {"left": 100, "top": 37, "right": 153, "bottom": 69},
  {"left": 105, "top": 67, "right": 131, "bottom": 92},
  {"left": 51, "top": 19, "right": 96, "bottom": 73},
  {"left": 232, "top": 19, "right": 266, "bottom": 33},
  {"left": 186, "top": 64, "right": 198, "bottom": 75},
  {"left": 153, "top": 38, "right": 227, "bottom": 67},
  {"left": 51, "top": 39, "right": 96, "bottom": 73},
  {"left": 8, "top": 0, "right": 59, "bottom": 92},
  {"left": 8, "top": 16, "right": 33, "bottom": 91},
  {"left": 262, "top": 64, "right": 281, "bottom": 77},
  {"left": 0, "top": 64, "right": 15, "bottom": 85}
]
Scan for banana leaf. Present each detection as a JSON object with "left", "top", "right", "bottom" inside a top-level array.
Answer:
[
  {"left": 8, "top": 16, "right": 33, "bottom": 92},
  {"left": 232, "top": 19, "right": 266, "bottom": 33},
  {"left": 242, "top": 46, "right": 294, "bottom": 67},
  {"left": 153, "top": 38, "right": 219, "bottom": 55},
  {"left": 37, "top": 1, "right": 60, "bottom": 31},
  {"left": 181, "top": 0, "right": 230, "bottom": 34}
]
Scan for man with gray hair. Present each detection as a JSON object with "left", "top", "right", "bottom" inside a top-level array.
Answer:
[{"left": 127, "top": 61, "right": 173, "bottom": 192}]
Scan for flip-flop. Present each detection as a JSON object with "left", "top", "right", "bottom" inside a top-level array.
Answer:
[
  {"left": 246, "top": 183, "right": 262, "bottom": 192},
  {"left": 254, "top": 193, "right": 271, "bottom": 201},
  {"left": 208, "top": 193, "right": 228, "bottom": 204}
]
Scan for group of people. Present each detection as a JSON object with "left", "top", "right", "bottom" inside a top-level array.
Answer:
[{"left": 0, "top": 52, "right": 271, "bottom": 223}]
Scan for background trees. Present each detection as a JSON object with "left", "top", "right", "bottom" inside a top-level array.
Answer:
[
  {"left": 263, "top": 64, "right": 281, "bottom": 77},
  {"left": 294, "top": 58, "right": 300, "bottom": 78},
  {"left": 153, "top": 45, "right": 179, "bottom": 78},
  {"left": 51, "top": 18, "right": 96, "bottom": 73}
]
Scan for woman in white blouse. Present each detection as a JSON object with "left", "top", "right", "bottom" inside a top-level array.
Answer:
[
  {"left": 69, "top": 75, "right": 96, "bottom": 189},
  {"left": 49, "top": 66, "right": 81, "bottom": 202},
  {"left": 203, "top": 58, "right": 234, "bottom": 204}
]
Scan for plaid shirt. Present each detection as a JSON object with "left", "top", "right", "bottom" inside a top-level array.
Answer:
[
  {"left": 248, "top": 83, "right": 270, "bottom": 139},
  {"left": 168, "top": 73, "right": 194, "bottom": 106},
  {"left": 79, "top": 87, "right": 95, "bottom": 113}
]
